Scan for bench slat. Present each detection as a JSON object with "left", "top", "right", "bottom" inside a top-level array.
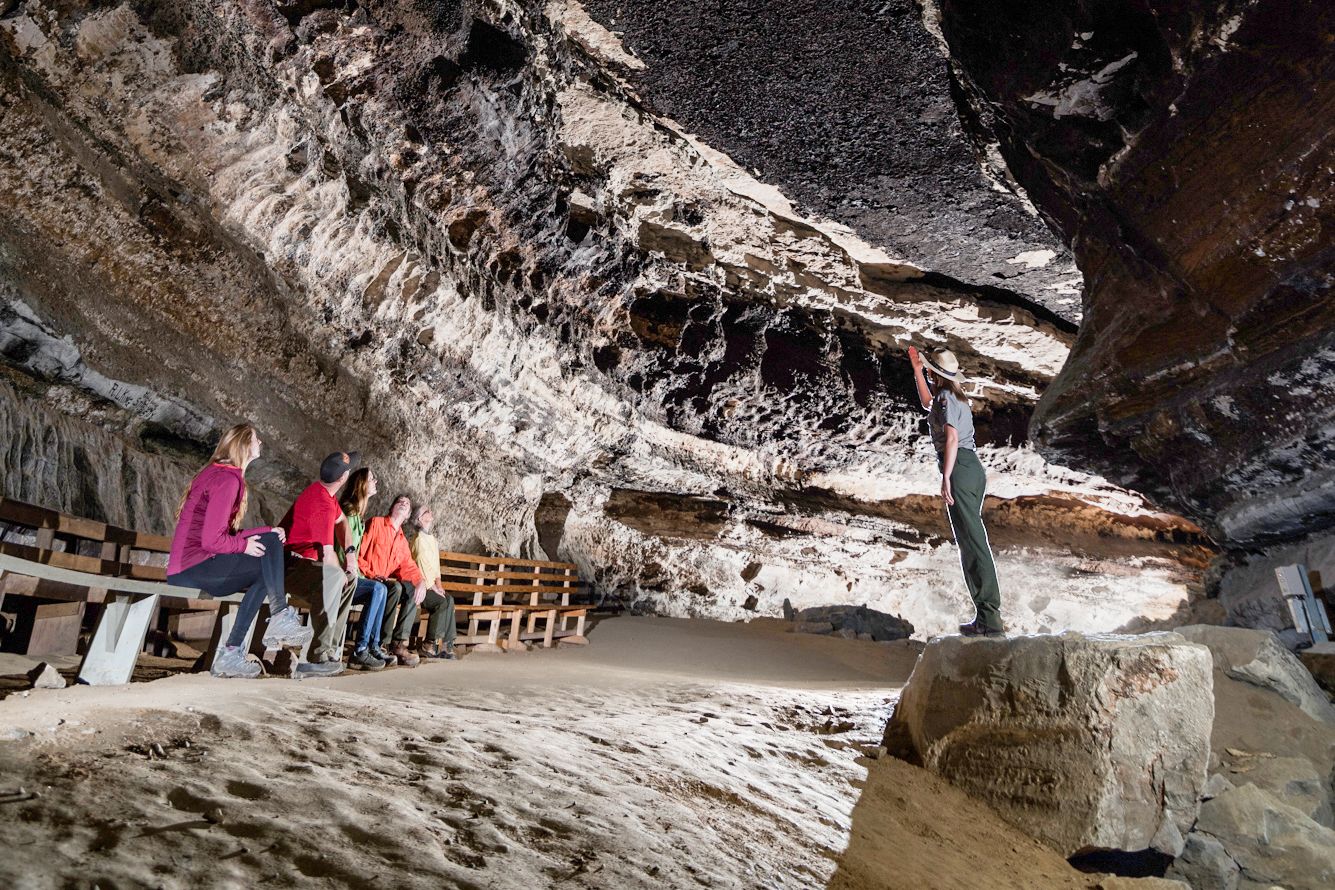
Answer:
[
  {"left": 436, "top": 567, "right": 578, "bottom": 581},
  {"left": 438, "top": 550, "right": 578, "bottom": 570},
  {"left": 0, "top": 497, "right": 169, "bottom": 551},
  {"left": 0, "top": 552, "right": 212, "bottom": 601},
  {"left": 0, "top": 541, "right": 169, "bottom": 581}
]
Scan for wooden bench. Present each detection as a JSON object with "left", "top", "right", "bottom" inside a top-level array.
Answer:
[
  {"left": 435, "top": 551, "right": 591, "bottom": 652},
  {"left": 0, "top": 497, "right": 598, "bottom": 681},
  {"left": 0, "top": 498, "right": 264, "bottom": 684},
  {"left": 0, "top": 552, "right": 256, "bottom": 685}
]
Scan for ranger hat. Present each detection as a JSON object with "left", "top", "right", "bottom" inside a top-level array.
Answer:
[{"left": 921, "top": 349, "right": 963, "bottom": 382}]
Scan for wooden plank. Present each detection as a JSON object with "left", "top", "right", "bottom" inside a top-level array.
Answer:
[
  {"left": 0, "top": 552, "right": 205, "bottom": 601},
  {"left": 542, "top": 608, "right": 556, "bottom": 648},
  {"left": 0, "top": 498, "right": 170, "bottom": 552},
  {"left": 167, "top": 610, "right": 218, "bottom": 641},
  {"left": 0, "top": 541, "right": 169, "bottom": 582},
  {"left": 436, "top": 567, "right": 582, "bottom": 581},
  {"left": 28, "top": 600, "right": 85, "bottom": 656},
  {"left": 437, "top": 581, "right": 586, "bottom": 594},
  {"left": 133, "top": 532, "right": 172, "bottom": 553},
  {"left": 438, "top": 550, "right": 578, "bottom": 570}
]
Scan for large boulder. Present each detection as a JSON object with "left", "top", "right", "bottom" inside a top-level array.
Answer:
[
  {"left": 1194, "top": 784, "right": 1335, "bottom": 890},
  {"left": 1177, "top": 625, "right": 1335, "bottom": 723},
  {"left": 884, "top": 632, "right": 1213, "bottom": 857},
  {"left": 1237, "top": 756, "right": 1333, "bottom": 828}
]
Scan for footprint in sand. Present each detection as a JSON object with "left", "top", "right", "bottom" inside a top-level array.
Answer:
[{"left": 224, "top": 780, "right": 268, "bottom": 801}]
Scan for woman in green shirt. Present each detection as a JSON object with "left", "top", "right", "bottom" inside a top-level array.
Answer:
[{"left": 339, "top": 467, "right": 393, "bottom": 668}]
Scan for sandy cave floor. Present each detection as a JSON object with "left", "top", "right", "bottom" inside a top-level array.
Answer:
[{"left": 0, "top": 617, "right": 1108, "bottom": 890}]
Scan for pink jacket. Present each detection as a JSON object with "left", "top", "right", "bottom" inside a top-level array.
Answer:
[{"left": 167, "top": 463, "right": 267, "bottom": 574}]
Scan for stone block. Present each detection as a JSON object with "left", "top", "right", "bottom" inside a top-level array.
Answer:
[{"left": 884, "top": 632, "right": 1213, "bottom": 857}]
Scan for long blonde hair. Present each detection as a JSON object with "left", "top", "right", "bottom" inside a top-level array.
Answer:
[{"left": 177, "top": 423, "right": 257, "bottom": 532}]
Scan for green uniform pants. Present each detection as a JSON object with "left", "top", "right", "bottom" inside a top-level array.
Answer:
[
  {"left": 379, "top": 581, "right": 457, "bottom": 646},
  {"left": 420, "top": 590, "right": 456, "bottom": 645},
  {"left": 380, "top": 579, "right": 414, "bottom": 647},
  {"left": 940, "top": 448, "right": 1003, "bottom": 631}
]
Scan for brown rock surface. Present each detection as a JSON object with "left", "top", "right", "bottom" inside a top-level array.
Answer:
[
  {"left": 1300, "top": 642, "right": 1335, "bottom": 699},
  {"left": 936, "top": 0, "right": 1335, "bottom": 550}
]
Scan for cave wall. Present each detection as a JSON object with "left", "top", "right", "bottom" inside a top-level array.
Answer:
[
  {"left": 0, "top": 0, "right": 1213, "bottom": 634},
  {"left": 933, "top": 0, "right": 1334, "bottom": 551}
]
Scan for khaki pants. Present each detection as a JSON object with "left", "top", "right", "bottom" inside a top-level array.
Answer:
[{"left": 285, "top": 556, "right": 354, "bottom": 662}]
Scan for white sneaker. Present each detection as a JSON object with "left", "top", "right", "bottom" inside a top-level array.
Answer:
[
  {"left": 262, "top": 606, "right": 313, "bottom": 649},
  {"left": 211, "top": 645, "right": 262, "bottom": 679}
]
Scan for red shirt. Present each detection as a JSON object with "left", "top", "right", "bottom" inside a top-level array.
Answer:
[
  {"left": 358, "top": 516, "right": 423, "bottom": 584},
  {"left": 281, "top": 482, "right": 340, "bottom": 561}
]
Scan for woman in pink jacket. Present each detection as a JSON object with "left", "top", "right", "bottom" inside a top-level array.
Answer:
[{"left": 167, "top": 424, "right": 310, "bottom": 677}]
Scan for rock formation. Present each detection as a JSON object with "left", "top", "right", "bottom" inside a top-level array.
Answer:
[
  {"left": 1177, "top": 624, "right": 1335, "bottom": 723},
  {"left": 883, "top": 632, "right": 1214, "bottom": 857},
  {"left": 1189, "top": 785, "right": 1335, "bottom": 890},
  {"left": 884, "top": 626, "right": 1335, "bottom": 885},
  {"left": 1163, "top": 623, "right": 1335, "bottom": 889},
  {"left": 930, "top": 0, "right": 1335, "bottom": 561},
  {"left": 0, "top": 0, "right": 1216, "bottom": 632}
]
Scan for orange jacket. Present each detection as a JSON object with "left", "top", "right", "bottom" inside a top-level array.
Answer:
[{"left": 358, "top": 516, "right": 423, "bottom": 585}]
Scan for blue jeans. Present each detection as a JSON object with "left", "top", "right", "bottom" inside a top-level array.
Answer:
[
  {"left": 351, "top": 577, "right": 387, "bottom": 652},
  {"left": 167, "top": 531, "right": 286, "bottom": 648}
]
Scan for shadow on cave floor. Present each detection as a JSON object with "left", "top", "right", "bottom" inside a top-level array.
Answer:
[{"left": 826, "top": 753, "right": 1100, "bottom": 890}]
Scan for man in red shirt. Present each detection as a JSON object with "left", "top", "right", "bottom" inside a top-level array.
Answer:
[
  {"left": 358, "top": 493, "right": 427, "bottom": 667},
  {"left": 281, "top": 451, "right": 359, "bottom": 673}
]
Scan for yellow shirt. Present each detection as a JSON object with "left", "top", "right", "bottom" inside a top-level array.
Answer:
[{"left": 411, "top": 529, "right": 441, "bottom": 586}]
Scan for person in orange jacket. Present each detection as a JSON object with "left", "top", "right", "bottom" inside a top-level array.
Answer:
[{"left": 358, "top": 493, "right": 427, "bottom": 666}]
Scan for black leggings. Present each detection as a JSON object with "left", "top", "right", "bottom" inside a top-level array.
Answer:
[{"left": 167, "top": 531, "right": 286, "bottom": 648}]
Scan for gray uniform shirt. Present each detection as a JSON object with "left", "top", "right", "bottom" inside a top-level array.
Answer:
[{"left": 928, "top": 389, "right": 976, "bottom": 453}]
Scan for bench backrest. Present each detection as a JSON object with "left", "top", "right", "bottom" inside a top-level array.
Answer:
[
  {"left": 0, "top": 497, "right": 171, "bottom": 581},
  {"left": 437, "top": 550, "right": 587, "bottom": 606}
]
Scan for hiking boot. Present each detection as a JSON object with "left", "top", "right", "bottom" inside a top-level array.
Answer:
[
  {"left": 211, "top": 645, "right": 262, "bottom": 679},
  {"left": 369, "top": 646, "right": 395, "bottom": 667},
  {"left": 390, "top": 641, "right": 420, "bottom": 668},
  {"left": 959, "top": 621, "right": 1006, "bottom": 638},
  {"left": 261, "top": 606, "right": 313, "bottom": 650},
  {"left": 348, "top": 648, "right": 386, "bottom": 671},
  {"left": 296, "top": 658, "right": 344, "bottom": 676},
  {"left": 417, "top": 641, "right": 439, "bottom": 659},
  {"left": 439, "top": 641, "right": 457, "bottom": 660}
]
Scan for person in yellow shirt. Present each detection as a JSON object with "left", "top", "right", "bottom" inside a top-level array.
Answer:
[{"left": 410, "top": 505, "right": 457, "bottom": 660}]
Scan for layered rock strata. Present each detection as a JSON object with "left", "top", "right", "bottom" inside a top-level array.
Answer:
[
  {"left": 931, "top": 0, "right": 1335, "bottom": 553},
  {"left": 577, "top": 0, "right": 1083, "bottom": 317},
  {"left": 0, "top": 1, "right": 1210, "bottom": 631}
]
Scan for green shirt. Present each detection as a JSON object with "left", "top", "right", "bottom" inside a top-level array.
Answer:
[{"left": 339, "top": 509, "right": 366, "bottom": 578}]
